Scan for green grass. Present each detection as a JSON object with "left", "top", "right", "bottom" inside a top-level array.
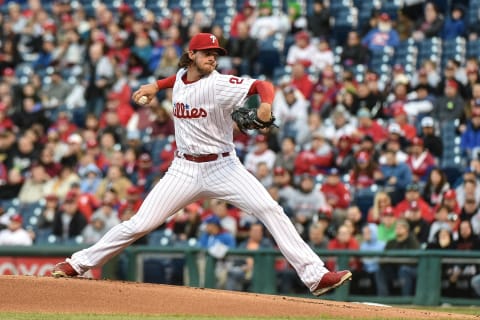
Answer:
[
  {"left": 1, "top": 307, "right": 479, "bottom": 320},
  {"left": 405, "top": 306, "right": 480, "bottom": 316}
]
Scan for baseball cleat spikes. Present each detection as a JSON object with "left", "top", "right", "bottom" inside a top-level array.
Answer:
[{"left": 51, "top": 261, "right": 78, "bottom": 278}]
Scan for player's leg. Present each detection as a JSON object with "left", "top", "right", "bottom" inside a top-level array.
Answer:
[
  {"left": 60, "top": 159, "right": 203, "bottom": 275},
  {"left": 204, "top": 156, "right": 345, "bottom": 292}
]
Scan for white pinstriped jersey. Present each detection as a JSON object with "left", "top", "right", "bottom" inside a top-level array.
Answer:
[{"left": 172, "top": 68, "right": 255, "bottom": 155}]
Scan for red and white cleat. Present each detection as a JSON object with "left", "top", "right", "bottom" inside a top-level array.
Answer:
[
  {"left": 312, "top": 270, "right": 352, "bottom": 296},
  {"left": 51, "top": 261, "right": 78, "bottom": 278}
]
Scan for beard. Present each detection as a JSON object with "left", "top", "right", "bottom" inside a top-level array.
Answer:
[
  {"left": 193, "top": 57, "right": 216, "bottom": 76},
  {"left": 378, "top": 22, "right": 391, "bottom": 32}
]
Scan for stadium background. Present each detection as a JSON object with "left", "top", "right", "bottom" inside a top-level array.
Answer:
[{"left": 0, "top": 0, "right": 479, "bottom": 305}]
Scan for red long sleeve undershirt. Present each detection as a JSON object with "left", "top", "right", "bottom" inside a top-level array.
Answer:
[
  {"left": 156, "top": 75, "right": 177, "bottom": 90},
  {"left": 156, "top": 76, "right": 274, "bottom": 104},
  {"left": 247, "top": 80, "right": 274, "bottom": 104}
]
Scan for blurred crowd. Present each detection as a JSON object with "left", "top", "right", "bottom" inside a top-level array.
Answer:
[{"left": 0, "top": 0, "right": 479, "bottom": 298}]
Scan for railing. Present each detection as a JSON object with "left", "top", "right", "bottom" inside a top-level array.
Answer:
[
  {"left": 1, "top": 246, "right": 479, "bottom": 306},
  {"left": 123, "top": 247, "right": 480, "bottom": 306}
]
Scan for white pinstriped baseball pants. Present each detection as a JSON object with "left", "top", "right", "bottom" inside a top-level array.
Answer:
[{"left": 68, "top": 154, "right": 327, "bottom": 291}]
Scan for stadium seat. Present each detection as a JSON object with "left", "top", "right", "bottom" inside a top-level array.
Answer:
[
  {"left": 358, "top": 0, "right": 379, "bottom": 28},
  {"left": 35, "top": 230, "right": 61, "bottom": 245},
  {"left": 148, "top": 229, "right": 175, "bottom": 246},
  {"left": 332, "top": 7, "right": 358, "bottom": 46},
  {"left": 467, "top": 39, "right": 480, "bottom": 58},
  {"left": 352, "top": 186, "right": 377, "bottom": 219},
  {"left": 394, "top": 40, "right": 418, "bottom": 71},
  {"left": 380, "top": 0, "right": 400, "bottom": 20},
  {"left": 329, "top": 0, "right": 354, "bottom": 16},
  {"left": 441, "top": 166, "right": 464, "bottom": 185},
  {"left": 256, "top": 36, "right": 283, "bottom": 79}
]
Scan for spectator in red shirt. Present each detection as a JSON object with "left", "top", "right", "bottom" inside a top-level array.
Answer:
[
  {"left": 315, "top": 69, "right": 339, "bottom": 106},
  {"left": 286, "top": 31, "right": 319, "bottom": 68},
  {"left": 150, "top": 105, "right": 176, "bottom": 139},
  {"left": 99, "top": 93, "right": 134, "bottom": 127},
  {"left": 66, "top": 187, "right": 101, "bottom": 222},
  {"left": 392, "top": 106, "right": 417, "bottom": 141},
  {"left": 354, "top": 108, "right": 388, "bottom": 143},
  {"left": 118, "top": 185, "right": 144, "bottom": 219},
  {"left": 394, "top": 183, "right": 434, "bottom": 222},
  {"left": 320, "top": 168, "right": 351, "bottom": 211},
  {"left": 84, "top": 139, "right": 109, "bottom": 173},
  {"left": 107, "top": 32, "right": 131, "bottom": 67},
  {"left": 294, "top": 132, "right": 333, "bottom": 176},
  {"left": 230, "top": 1, "right": 256, "bottom": 38},
  {"left": 438, "top": 189, "right": 462, "bottom": 217},
  {"left": 290, "top": 62, "right": 314, "bottom": 99},
  {"left": 309, "top": 84, "right": 333, "bottom": 116},
  {"left": 333, "top": 135, "right": 356, "bottom": 175},
  {"left": 133, "top": 153, "right": 157, "bottom": 193},
  {"left": 158, "top": 140, "right": 177, "bottom": 175},
  {"left": 51, "top": 113, "right": 78, "bottom": 143},
  {"left": 406, "top": 137, "right": 436, "bottom": 183},
  {"left": 39, "top": 146, "right": 62, "bottom": 178},
  {"left": 0, "top": 103, "right": 14, "bottom": 130},
  {"left": 326, "top": 224, "right": 360, "bottom": 271},
  {"left": 349, "top": 151, "right": 382, "bottom": 190}
]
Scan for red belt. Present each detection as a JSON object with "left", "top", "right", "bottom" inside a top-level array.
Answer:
[{"left": 177, "top": 152, "right": 230, "bottom": 163}]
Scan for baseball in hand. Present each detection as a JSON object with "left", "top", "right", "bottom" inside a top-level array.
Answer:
[{"left": 138, "top": 96, "right": 148, "bottom": 105}]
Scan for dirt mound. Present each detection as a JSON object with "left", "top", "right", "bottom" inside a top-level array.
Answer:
[{"left": 0, "top": 276, "right": 476, "bottom": 319}]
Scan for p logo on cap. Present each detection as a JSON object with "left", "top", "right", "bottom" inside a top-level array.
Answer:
[{"left": 189, "top": 33, "right": 227, "bottom": 55}]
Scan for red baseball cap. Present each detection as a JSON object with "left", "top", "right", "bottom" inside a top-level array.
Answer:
[
  {"left": 443, "top": 189, "right": 456, "bottom": 200},
  {"left": 189, "top": 33, "right": 227, "bottom": 55},
  {"left": 139, "top": 153, "right": 152, "bottom": 162},
  {"left": 185, "top": 202, "right": 201, "bottom": 213},
  {"left": 118, "top": 3, "right": 133, "bottom": 13},
  {"left": 446, "top": 80, "right": 458, "bottom": 90},
  {"left": 61, "top": 14, "right": 73, "bottom": 23},
  {"left": 127, "top": 186, "right": 141, "bottom": 195},
  {"left": 318, "top": 206, "right": 333, "bottom": 220},
  {"left": 2, "top": 68, "right": 14, "bottom": 77},
  {"left": 411, "top": 136, "right": 423, "bottom": 146},
  {"left": 295, "top": 30, "right": 310, "bottom": 41},
  {"left": 243, "top": 1, "right": 255, "bottom": 9},
  {"left": 65, "top": 190, "right": 77, "bottom": 202},
  {"left": 273, "top": 166, "right": 286, "bottom": 175},
  {"left": 379, "top": 13, "right": 391, "bottom": 22},
  {"left": 356, "top": 151, "right": 370, "bottom": 162},
  {"left": 10, "top": 214, "right": 23, "bottom": 224},
  {"left": 382, "top": 206, "right": 395, "bottom": 217}
]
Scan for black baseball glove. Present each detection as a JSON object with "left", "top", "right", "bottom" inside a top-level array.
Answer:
[{"left": 231, "top": 107, "right": 277, "bottom": 133}]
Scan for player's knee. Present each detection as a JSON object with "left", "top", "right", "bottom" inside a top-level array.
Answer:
[{"left": 255, "top": 202, "right": 284, "bottom": 215}]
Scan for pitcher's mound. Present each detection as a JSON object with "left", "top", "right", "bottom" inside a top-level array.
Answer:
[{"left": 0, "top": 276, "right": 475, "bottom": 319}]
